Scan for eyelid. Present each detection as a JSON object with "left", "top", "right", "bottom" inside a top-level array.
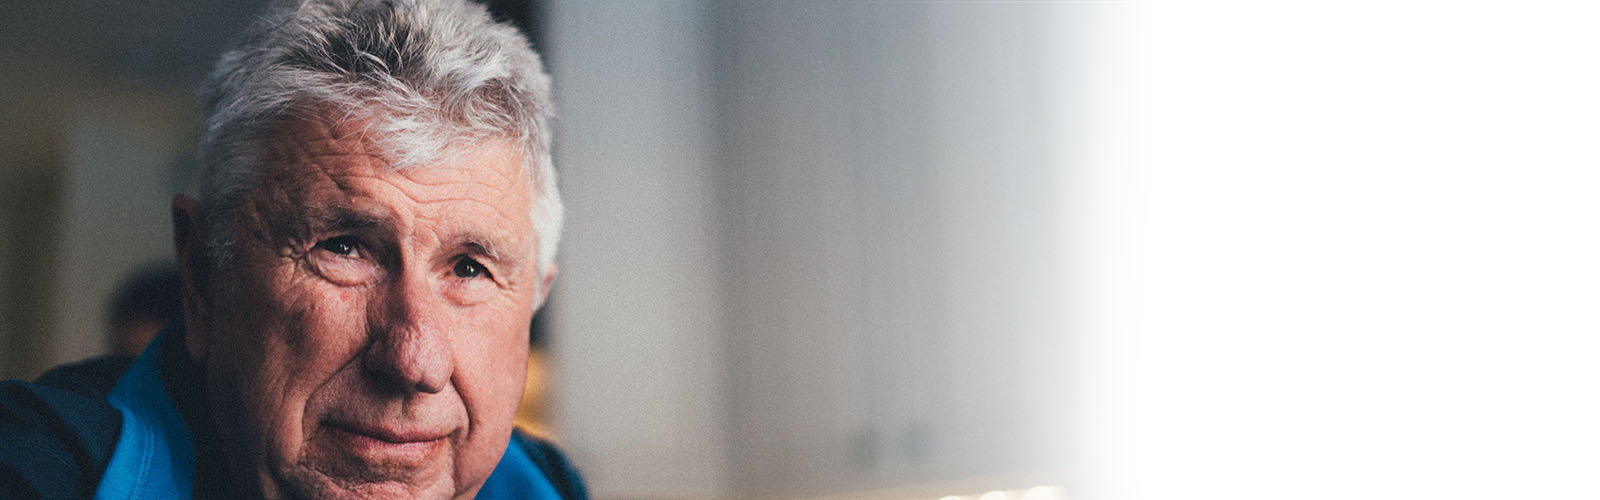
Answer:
[{"left": 457, "top": 256, "right": 494, "bottom": 278}]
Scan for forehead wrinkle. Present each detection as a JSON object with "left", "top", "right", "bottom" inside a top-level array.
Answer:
[
  {"left": 274, "top": 160, "right": 393, "bottom": 232},
  {"left": 389, "top": 169, "right": 521, "bottom": 199},
  {"left": 383, "top": 171, "right": 533, "bottom": 232}
]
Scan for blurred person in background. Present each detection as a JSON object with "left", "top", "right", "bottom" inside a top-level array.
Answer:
[
  {"left": 30, "top": 262, "right": 186, "bottom": 397},
  {"left": 0, "top": 1, "right": 585, "bottom": 499},
  {"left": 107, "top": 262, "right": 183, "bottom": 358}
]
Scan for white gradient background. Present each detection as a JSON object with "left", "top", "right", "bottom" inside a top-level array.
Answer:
[{"left": 1098, "top": 2, "right": 1600, "bottom": 498}]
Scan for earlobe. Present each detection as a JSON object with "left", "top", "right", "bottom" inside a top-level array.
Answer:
[{"left": 172, "top": 195, "right": 211, "bottom": 361}]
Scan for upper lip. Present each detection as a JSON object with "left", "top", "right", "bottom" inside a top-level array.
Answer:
[{"left": 331, "top": 421, "right": 450, "bottom": 443}]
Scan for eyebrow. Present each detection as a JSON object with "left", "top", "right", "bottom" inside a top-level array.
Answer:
[
  {"left": 461, "top": 239, "right": 498, "bottom": 260},
  {"left": 452, "top": 235, "right": 524, "bottom": 271},
  {"left": 311, "top": 205, "right": 393, "bottom": 234},
  {"left": 296, "top": 204, "right": 526, "bottom": 272}
]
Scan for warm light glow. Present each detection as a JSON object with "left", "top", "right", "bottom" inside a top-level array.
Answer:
[
  {"left": 1021, "top": 485, "right": 1065, "bottom": 500},
  {"left": 938, "top": 496, "right": 964, "bottom": 500},
  {"left": 978, "top": 491, "right": 1009, "bottom": 500}
]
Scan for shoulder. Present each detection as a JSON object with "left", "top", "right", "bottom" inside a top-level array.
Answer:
[
  {"left": 509, "top": 431, "right": 589, "bottom": 500},
  {"left": 34, "top": 356, "right": 134, "bottom": 399},
  {"left": 0, "top": 359, "right": 127, "bottom": 500}
]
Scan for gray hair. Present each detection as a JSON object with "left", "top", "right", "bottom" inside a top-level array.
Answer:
[{"left": 196, "top": 0, "right": 562, "bottom": 277}]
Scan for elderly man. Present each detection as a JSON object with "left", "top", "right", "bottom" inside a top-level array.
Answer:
[{"left": 0, "top": 1, "right": 585, "bottom": 499}]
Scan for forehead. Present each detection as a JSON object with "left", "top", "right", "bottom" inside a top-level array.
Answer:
[
  {"left": 249, "top": 117, "right": 536, "bottom": 249},
  {"left": 265, "top": 116, "right": 526, "bottom": 176}
]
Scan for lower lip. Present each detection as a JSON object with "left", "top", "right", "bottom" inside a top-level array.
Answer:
[{"left": 325, "top": 425, "right": 447, "bottom": 461}]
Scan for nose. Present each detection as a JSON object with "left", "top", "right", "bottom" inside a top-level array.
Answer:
[{"left": 363, "top": 275, "right": 454, "bottom": 394}]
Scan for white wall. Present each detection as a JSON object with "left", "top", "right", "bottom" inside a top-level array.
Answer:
[
  {"left": 713, "top": 3, "right": 1106, "bottom": 497},
  {"left": 544, "top": 2, "right": 732, "bottom": 498},
  {"left": 546, "top": 1, "right": 1104, "bottom": 499}
]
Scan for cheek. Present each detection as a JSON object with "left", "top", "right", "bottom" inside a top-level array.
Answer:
[
  {"left": 255, "top": 273, "right": 372, "bottom": 363},
  {"left": 447, "top": 310, "right": 531, "bottom": 485},
  {"left": 275, "top": 284, "right": 377, "bottom": 404},
  {"left": 456, "top": 308, "right": 533, "bottom": 423},
  {"left": 291, "top": 287, "right": 372, "bottom": 361},
  {"left": 451, "top": 320, "right": 531, "bottom": 483},
  {"left": 465, "top": 314, "right": 531, "bottom": 391},
  {"left": 215, "top": 271, "right": 375, "bottom": 435}
]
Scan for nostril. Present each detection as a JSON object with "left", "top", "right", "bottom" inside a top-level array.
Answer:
[{"left": 361, "top": 324, "right": 452, "bottom": 395}]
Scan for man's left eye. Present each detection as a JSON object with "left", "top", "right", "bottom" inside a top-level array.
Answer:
[{"left": 453, "top": 258, "right": 489, "bottom": 279}]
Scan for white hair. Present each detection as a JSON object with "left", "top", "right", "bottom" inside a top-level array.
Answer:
[{"left": 197, "top": 0, "right": 562, "bottom": 277}]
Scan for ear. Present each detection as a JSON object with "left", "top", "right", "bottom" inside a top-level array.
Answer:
[
  {"left": 172, "top": 194, "right": 212, "bottom": 362},
  {"left": 533, "top": 263, "right": 557, "bottom": 311}
]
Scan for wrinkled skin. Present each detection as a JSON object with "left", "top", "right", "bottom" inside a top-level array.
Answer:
[{"left": 172, "top": 117, "right": 553, "bottom": 500}]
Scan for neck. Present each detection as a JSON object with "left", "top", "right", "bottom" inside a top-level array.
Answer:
[{"left": 157, "top": 327, "right": 252, "bottom": 500}]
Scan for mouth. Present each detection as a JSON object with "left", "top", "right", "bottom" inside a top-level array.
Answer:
[{"left": 322, "top": 421, "right": 450, "bottom": 465}]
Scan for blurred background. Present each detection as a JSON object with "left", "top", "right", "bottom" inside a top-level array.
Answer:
[
  {"left": 0, "top": 1, "right": 1100, "bottom": 499},
  {"left": 9, "top": 1, "right": 1600, "bottom": 500}
]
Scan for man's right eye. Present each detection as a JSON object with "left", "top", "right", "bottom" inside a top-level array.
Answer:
[
  {"left": 308, "top": 236, "right": 379, "bottom": 286},
  {"left": 317, "top": 236, "right": 360, "bottom": 256}
]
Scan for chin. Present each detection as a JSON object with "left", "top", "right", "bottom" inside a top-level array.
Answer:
[
  {"left": 274, "top": 470, "right": 463, "bottom": 500},
  {"left": 323, "top": 482, "right": 456, "bottom": 500}
]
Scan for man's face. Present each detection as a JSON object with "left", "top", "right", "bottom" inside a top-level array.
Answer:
[{"left": 180, "top": 118, "right": 546, "bottom": 500}]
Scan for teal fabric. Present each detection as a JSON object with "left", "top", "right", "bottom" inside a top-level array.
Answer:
[
  {"left": 92, "top": 334, "right": 193, "bottom": 500},
  {"left": 476, "top": 437, "right": 563, "bottom": 500},
  {"left": 91, "top": 333, "right": 562, "bottom": 500}
]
